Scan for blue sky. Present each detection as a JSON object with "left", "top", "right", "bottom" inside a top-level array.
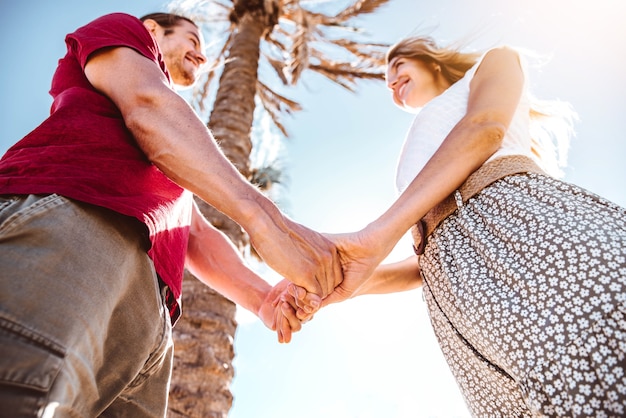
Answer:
[{"left": 1, "top": 1, "right": 625, "bottom": 417}]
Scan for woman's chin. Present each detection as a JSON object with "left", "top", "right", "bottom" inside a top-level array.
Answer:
[{"left": 402, "top": 103, "right": 422, "bottom": 114}]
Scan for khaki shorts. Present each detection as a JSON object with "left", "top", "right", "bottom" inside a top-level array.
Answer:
[{"left": 0, "top": 194, "right": 173, "bottom": 418}]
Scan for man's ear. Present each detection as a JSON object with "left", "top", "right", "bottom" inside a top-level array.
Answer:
[{"left": 142, "top": 19, "right": 159, "bottom": 36}]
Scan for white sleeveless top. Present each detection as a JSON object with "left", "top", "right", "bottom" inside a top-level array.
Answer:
[{"left": 395, "top": 50, "right": 533, "bottom": 194}]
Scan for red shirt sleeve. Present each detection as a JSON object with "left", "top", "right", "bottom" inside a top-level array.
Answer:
[{"left": 65, "top": 13, "right": 169, "bottom": 77}]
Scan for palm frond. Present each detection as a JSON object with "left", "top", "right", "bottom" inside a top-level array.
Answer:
[
  {"left": 285, "top": 9, "right": 313, "bottom": 85},
  {"left": 329, "top": 38, "right": 389, "bottom": 63},
  {"left": 309, "top": 60, "right": 384, "bottom": 91},
  {"left": 181, "top": 0, "right": 389, "bottom": 132},
  {"left": 249, "top": 165, "right": 284, "bottom": 190},
  {"left": 264, "top": 53, "right": 289, "bottom": 85},
  {"left": 190, "top": 28, "right": 235, "bottom": 110},
  {"left": 256, "top": 80, "right": 302, "bottom": 136},
  {"left": 334, "top": 0, "right": 392, "bottom": 22},
  {"left": 291, "top": 0, "right": 391, "bottom": 27},
  {"left": 264, "top": 27, "right": 289, "bottom": 51},
  {"left": 286, "top": 31, "right": 310, "bottom": 84},
  {"left": 192, "top": 69, "right": 218, "bottom": 113}
]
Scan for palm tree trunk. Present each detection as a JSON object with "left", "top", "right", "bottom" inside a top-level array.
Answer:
[
  {"left": 167, "top": 14, "right": 266, "bottom": 418},
  {"left": 208, "top": 14, "right": 264, "bottom": 177}
]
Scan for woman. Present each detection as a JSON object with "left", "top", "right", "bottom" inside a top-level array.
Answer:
[{"left": 294, "top": 36, "right": 626, "bottom": 416}]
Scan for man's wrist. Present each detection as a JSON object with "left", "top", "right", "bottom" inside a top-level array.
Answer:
[{"left": 237, "top": 193, "right": 286, "bottom": 239}]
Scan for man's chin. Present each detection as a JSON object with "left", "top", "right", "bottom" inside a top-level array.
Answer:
[{"left": 172, "top": 75, "right": 197, "bottom": 89}]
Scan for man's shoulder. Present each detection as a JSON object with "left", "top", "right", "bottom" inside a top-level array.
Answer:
[
  {"left": 64, "top": 12, "right": 159, "bottom": 71},
  {"left": 77, "top": 13, "right": 143, "bottom": 33}
]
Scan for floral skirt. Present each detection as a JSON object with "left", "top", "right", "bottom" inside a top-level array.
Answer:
[{"left": 420, "top": 173, "right": 626, "bottom": 417}]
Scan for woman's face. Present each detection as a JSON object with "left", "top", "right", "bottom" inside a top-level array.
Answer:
[{"left": 386, "top": 57, "right": 448, "bottom": 112}]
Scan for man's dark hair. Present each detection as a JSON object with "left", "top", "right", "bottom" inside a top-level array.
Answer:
[{"left": 139, "top": 13, "right": 197, "bottom": 35}]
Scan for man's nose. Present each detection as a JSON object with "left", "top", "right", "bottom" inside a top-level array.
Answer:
[{"left": 195, "top": 50, "right": 208, "bottom": 65}]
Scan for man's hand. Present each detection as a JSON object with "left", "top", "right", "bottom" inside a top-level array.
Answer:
[{"left": 248, "top": 214, "right": 343, "bottom": 299}]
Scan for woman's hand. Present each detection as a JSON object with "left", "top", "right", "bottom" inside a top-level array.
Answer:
[
  {"left": 322, "top": 231, "right": 385, "bottom": 305},
  {"left": 289, "top": 232, "right": 423, "bottom": 315},
  {"left": 287, "top": 230, "right": 386, "bottom": 317},
  {"left": 258, "top": 279, "right": 321, "bottom": 343}
]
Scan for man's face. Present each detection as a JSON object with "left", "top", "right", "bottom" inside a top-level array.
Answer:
[{"left": 153, "top": 20, "right": 207, "bottom": 86}]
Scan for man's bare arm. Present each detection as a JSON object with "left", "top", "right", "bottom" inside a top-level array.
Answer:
[{"left": 84, "top": 46, "right": 342, "bottom": 297}]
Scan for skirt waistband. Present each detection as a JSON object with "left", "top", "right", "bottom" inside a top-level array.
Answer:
[{"left": 412, "top": 155, "right": 545, "bottom": 255}]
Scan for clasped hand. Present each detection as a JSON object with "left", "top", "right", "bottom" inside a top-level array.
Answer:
[
  {"left": 263, "top": 231, "right": 382, "bottom": 342},
  {"left": 258, "top": 279, "right": 321, "bottom": 343}
]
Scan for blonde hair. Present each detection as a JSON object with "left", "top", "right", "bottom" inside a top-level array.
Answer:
[{"left": 386, "top": 36, "right": 576, "bottom": 177}]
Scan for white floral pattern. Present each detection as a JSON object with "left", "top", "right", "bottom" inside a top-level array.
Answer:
[{"left": 420, "top": 173, "right": 626, "bottom": 417}]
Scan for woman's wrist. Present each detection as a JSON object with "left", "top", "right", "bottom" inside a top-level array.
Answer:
[{"left": 361, "top": 221, "right": 403, "bottom": 262}]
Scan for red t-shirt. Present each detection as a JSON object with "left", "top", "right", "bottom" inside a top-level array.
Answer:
[{"left": 0, "top": 13, "right": 191, "bottom": 320}]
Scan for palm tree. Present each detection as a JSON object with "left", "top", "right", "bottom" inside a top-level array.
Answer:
[{"left": 166, "top": 1, "right": 391, "bottom": 416}]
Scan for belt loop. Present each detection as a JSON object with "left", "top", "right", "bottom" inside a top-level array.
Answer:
[
  {"left": 454, "top": 190, "right": 463, "bottom": 209},
  {"left": 411, "top": 220, "right": 426, "bottom": 255}
]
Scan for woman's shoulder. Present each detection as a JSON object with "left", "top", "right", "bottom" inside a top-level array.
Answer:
[
  {"left": 482, "top": 46, "right": 521, "bottom": 64},
  {"left": 464, "top": 45, "right": 525, "bottom": 82},
  {"left": 476, "top": 46, "right": 521, "bottom": 70}
]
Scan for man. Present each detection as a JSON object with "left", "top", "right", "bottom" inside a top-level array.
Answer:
[{"left": 0, "top": 12, "right": 331, "bottom": 417}]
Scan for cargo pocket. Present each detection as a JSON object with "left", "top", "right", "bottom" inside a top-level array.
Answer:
[{"left": 0, "top": 313, "right": 66, "bottom": 414}]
